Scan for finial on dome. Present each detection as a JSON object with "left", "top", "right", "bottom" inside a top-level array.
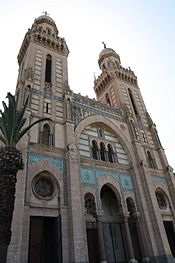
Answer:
[
  {"left": 42, "top": 11, "right": 50, "bottom": 16},
  {"left": 102, "top": 42, "right": 107, "bottom": 49}
]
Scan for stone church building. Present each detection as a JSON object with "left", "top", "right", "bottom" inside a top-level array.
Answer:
[{"left": 6, "top": 14, "right": 175, "bottom": 263}]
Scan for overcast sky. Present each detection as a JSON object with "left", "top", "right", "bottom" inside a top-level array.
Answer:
[{"left": 0, "top": 0, "right": 175, "bottom": 168}]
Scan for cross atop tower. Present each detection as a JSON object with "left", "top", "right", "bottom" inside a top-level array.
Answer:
[
  {"left": 42, "top": 11, "right": 50, "bottom": 16},
  {"left": 102, "top": 42, "right": 107, "bottom": 48}
]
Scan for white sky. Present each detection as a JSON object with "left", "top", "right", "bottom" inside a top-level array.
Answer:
[{"left": 0, "top": 0, "right": 175, "bottom": 168}]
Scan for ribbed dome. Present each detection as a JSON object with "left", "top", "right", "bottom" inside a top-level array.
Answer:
[{"left": 36, "top": 15, "right": 55, "bottom": 24}]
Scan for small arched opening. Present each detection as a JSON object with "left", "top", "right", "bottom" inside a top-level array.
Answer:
[
  {"left": 41, "top": 124, "right": 51, "bottom": 145},
  {"left": 107, "top": 144, "right": 115, "bottom": 163},
  {"left": 100, "top": 142, "right": 106, "bottom": 161},
  {"left": 91, "top": 140, "right": 99, "bottom": 160},
  {"left": 45, "top": 54, "right": 52, "bottom": 83}
]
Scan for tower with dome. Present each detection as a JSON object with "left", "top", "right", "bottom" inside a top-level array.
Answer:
[{"left": 6, "top": 14, "right": 175, "bottom": 263}]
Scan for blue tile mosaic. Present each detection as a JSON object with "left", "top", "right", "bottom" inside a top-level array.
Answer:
[
  {"left": 81, "top": 167, "right": 134, "bottom": 190},
  {"left": 151, "top": 175, "right": 168, "bottom": 185},
  {"left": 96, "top": 170, "right": 120, "bottom": 181},
  {"left": 120, "top": 175, "right": 133, "bottom": 190},
  {"left": 81, "top": 168, "right": 96, "bottom": 184},
  {"left": 28, "top": 152, "right": 64, "bottom": 169}
]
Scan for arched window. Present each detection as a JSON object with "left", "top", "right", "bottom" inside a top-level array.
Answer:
[
  {"left": 106, "top": 93, "right": 111, "bottom": 105},
  {"left": 107, "top": 144, "right": 114, "bottom": 163},
  {"left": 128, "top": 89, "right": 138, "bottom": 116},
  {"left": 100, "top": 142, "right": 106, "bottom": 161},
  {"left": 84, "top": 193, "right": 96, "bottom": 217},
  {"left": 155, "top": 190, "right": 167, "bottom": 209},
  {"left": 126, "top": 197, "right": 136, "bottom": 215},
  {"left": 91, "top": 140, "right": 99, "bottom": 160},
  {"left": 42, "top": 124, "right": 50, "bottom": 145},
  {"left": 147, "top": 151, "right": 156, "bottom": 169},
  {"left": 45, "top": 54, "right": 52, "bottom": 83},
  {"left": 98, "top": 128, "right": 104, "bottom": 138}
]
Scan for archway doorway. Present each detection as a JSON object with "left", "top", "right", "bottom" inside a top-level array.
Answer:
[{"left": 100, "top": 185, "right": 127, "bottom": 263}]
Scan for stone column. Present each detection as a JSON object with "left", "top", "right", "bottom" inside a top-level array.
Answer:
[
  {"left": 122, "top": 213, "right": 138, "bottom": 263},
  {"left": 96, "top": 213, "right": 107, "bottom": 263},
  {"left": 133, "top": 213, "right": 150, "bottom": 262},
  {"left": 66, "top": 142, "right": 89, "bottom": 263}
]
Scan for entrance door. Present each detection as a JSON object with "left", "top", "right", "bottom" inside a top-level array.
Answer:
[
  {"left": 28, "top": 216, "right": 62, "bottom": 263},
  {"left": 163, "top": 221, "right": 175, "bottom": 257},
  {"left": 103, "top": 222, "right": 127, "bottom": 263},
  {"left": 86, "top": 222, "right": 100, "bottom": 263}
]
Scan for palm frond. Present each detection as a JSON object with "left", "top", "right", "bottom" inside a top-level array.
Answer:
[{"left": 0, "top": 93, "right": 52, "bottom": 147}]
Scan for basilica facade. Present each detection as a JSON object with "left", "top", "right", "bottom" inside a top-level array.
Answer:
[{"left": 6, "top": 14, "right": 175, "bottom": 263}]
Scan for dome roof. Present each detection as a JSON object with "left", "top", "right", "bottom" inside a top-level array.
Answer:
[
  {"left": 35, "top": 14, "right": 58, "bottom": 35},
  {"left": 99, "top": 48, "right": 117, "bottom": 59},
  {"left": 36, "top": 14, "right": 55, "bottom": 24},
  {"left": 98, "top": 47, "right": 121, "bottom": 66}
]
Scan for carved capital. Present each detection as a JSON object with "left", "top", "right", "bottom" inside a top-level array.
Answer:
[{"left": 140, "top": 160, "right": 148, "bottom": 168}]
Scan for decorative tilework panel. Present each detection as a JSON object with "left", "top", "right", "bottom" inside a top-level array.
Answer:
[
  {"left": 96, "top": 170, "right": 120, "bottom": 181},
  {"left": 28, "top": 152, "right": 64, "bottom": 169},
  {"left": 81, "top": 167, "right": 134, "bottom": 190},
  {"left": 120, "top": 175, "right": 133, "bottom": 190},
  {"left": 81, "top": 168, "right": 96, "bottom": 184},
  {"left": 151, "top": 175, "right": 168, "bottom": 185}
]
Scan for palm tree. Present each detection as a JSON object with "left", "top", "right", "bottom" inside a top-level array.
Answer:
[{"left": 0, "top": 93, "right": 51, "bottom": 262}]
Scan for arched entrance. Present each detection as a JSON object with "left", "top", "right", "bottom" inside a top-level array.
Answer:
[{"left": 100, "top": 185, "right": 127, "bottom": 263}]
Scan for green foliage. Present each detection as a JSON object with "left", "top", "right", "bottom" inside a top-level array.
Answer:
[{"left": 0, "top": 92, "right": 51, "bottom": 147}]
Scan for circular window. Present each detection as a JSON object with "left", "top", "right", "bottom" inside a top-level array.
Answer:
[
  {"left": 33, "top": 175, "right": 55, "bottom": 199},
  {"left": 156, "top": 191, "right": 167, "bottom": 209}
]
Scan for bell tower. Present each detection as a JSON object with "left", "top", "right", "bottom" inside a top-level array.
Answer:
[
  {"left": 16, "top": 13, "right": 69, "bottom": 120},
  {"left": 94, "top": 46, "right": 146, "bottom": 123}
]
